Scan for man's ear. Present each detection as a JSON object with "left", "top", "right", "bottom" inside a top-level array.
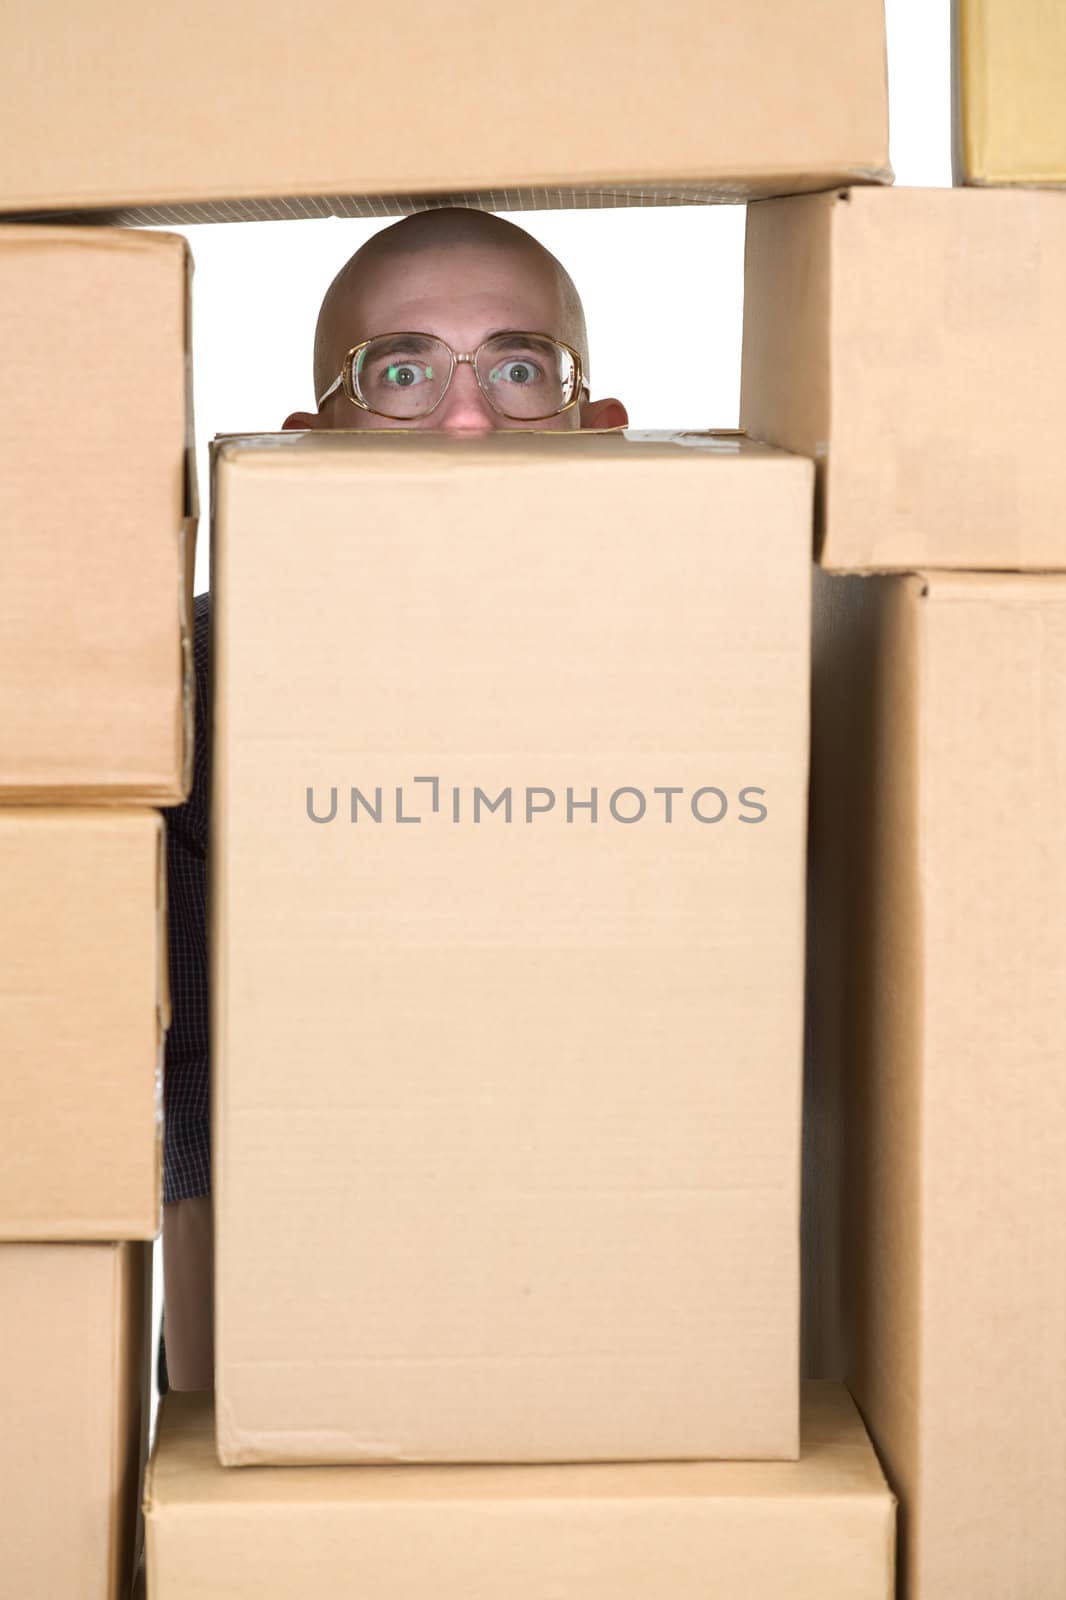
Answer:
[
  {"left": 580, "top": 396, "right": 629, "bottom": 430},
  {"left": 282, "top": 410, "right": 320, "bottom": 431}
]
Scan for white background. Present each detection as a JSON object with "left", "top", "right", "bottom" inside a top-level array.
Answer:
[{"left": 148, "top": 0, "right": 952, "bottom": 1415}]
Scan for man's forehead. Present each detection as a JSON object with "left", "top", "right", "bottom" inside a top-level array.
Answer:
[
  {"left": 355, "top": 289, "right": 562, "bottom": 343},
  {"left": 338, "top": 250, "right": 563, "bottom": 336},
  {"left": 314, "top": 227, "right": 588, "bottom": 396}
]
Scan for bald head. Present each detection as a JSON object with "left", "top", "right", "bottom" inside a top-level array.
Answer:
[{"left": 312, "top": 208, "right": 589, "bottom": 405}]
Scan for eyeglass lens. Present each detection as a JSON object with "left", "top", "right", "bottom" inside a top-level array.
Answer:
[{"left": 354, "top": 333, "right": 577, "bottom": 420}]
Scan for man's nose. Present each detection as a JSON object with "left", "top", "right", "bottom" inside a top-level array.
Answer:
[{"left": 433, "top": 361, "right": 498, "bottom": 433}]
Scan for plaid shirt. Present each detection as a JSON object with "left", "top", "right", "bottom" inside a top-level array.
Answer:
[{"left": 161, "top": 589, "right": 211, "bottom": 1202}]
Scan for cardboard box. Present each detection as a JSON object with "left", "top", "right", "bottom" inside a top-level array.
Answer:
[
  {"left": 212, "top": 430, "right": 812, "bottom": 1464},
  {"left": 954, "top": 0, "right": 1066, "bottom": 185},
  {"left": 806, "top": 569, "right": 1066, "bottom": 1597},
  {"left": 146, "top": 1383, "right": 895, "bottom": 1599},
  {"left": 1, "top": 1, "right": 890, "bottom": 222},
  {"left": 0, "top": 809, "right": 168, "bottom": 1240},
  {"left": 0, "top": 1242, "right": 152, "bottom": 1600},
  {"left": 0, "top": 225, "right": 195, "bottom": 801},
  {"left": 741, "top": 187, "right": 1066, "bottom": 570}
]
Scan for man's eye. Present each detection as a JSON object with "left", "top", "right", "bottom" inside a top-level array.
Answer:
[
  {"left": 489, "top": 359, "right": 544, "bottom": 386},
  {"left": 380, "top": 361, "right": 433, "bottom": 387}
]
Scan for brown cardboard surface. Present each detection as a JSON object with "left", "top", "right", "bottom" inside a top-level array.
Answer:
[
  {"left": 0, "top": 225, "right": 195, "bottom": 801},
  {"left": 0, "top": 1242, "right": 152, "bottom": 1600},
  {"left": 1, "top": 1, "right": 889, "bottom": 221},
  {"left": 741, "top": 186, "right": 1066, "bottom": 570},
  {"left": 806, "top": 569, "right": 1066, "bottom": 1597},
  {"left": 0, "top": 809, "right": 167, "bottom": 1240},
  {"left": 954, "top": 0, "right": 1066, "bottom": 184},
  {"left": 146, "top": 1383, "right": 895, "bottom": 1598},
  {"left": 211, "top": 430, "right": 812, "bottom": 1464}
]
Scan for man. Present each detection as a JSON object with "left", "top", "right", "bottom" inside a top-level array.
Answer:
[{"left": 161, "top": 206, "right": 628, "bottom": 1389}]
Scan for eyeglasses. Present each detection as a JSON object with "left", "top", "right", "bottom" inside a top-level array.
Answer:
[{"left": 316, "top": 331, "right": 588, "bottom": 422}]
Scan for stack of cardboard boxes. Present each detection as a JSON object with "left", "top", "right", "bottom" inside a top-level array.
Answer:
[
  {"left": 3, "top": 1, "right": 1063, "bottom": 1597},
  {"left": 0, "top": 228, "right": 195, "bottom": 1595},
  {"left": 138, "top": 2, "right": 898, "bottom": 1588},
  {"left": 162, "top": 435, "right": 900, "bottom": 1570},
  {"left": 739, "top": 57, "right": 1066, "bottom": 1594}
]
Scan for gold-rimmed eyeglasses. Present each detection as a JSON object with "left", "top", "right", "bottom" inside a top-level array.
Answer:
[{"left": 316, "top": 331, "right": 588, "bottom": 422}]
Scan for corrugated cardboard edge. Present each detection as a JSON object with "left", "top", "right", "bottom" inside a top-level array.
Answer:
[
  {"left": 177, "top": 517, "right": 196, "bottom": 802},
  {"left": 1, "top": 165, "right": 894, "bottom": 226},
  {"left": 207, "top": 449, "right": 228, "bottom": 1463},
  {"left": 115, "top": 1244, "right": 153, "bottom": 1600},
  {"left": 104, "top": 1244, "right": 125, "bottom": 1600},
  {"left": 154, "top": 810, "right": 170, "bottom": 1241},
  {"left": 124, "top": 1248, "right": 153, "bottom": 1600},
  {"left": 179, "top": 238, "right": 199, "bottom": 802}
]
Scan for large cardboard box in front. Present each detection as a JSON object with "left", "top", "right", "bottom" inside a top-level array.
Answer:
[
  {"left": 741, "top": 187, "right": 1066, "bottom": 570},
  {"left": 212, "top": 431, "right": 812, "bottom": 1465},
  {"left": 0, "top": 226, "right": 194, "bottom": 801},
  {"left": 0, "top": 1, "right": 889, "bottom": 221},
  {"left": 0, "top": 1242, "right": 152, "bottom": 1600},
  {"left": 0, "top": 809, "right": 168, "bottom": 1241},
  {"left": 806, "top": 569, "right": 1066, "bottom": 1598},
  {"left": 954, "top": 0, "right": 1066, "bottom": 185},
  {"left": 146, "top": 1384, "right": 895, "bottom": 1599}
]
